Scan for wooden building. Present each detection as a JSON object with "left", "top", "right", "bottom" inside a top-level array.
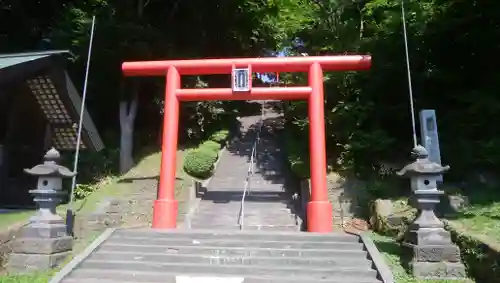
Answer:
[{"left": 0, "top": 50, "right": 104, "bottom": 208}]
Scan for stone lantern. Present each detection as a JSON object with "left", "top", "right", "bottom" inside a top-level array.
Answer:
[
  {"left": 8, "top": 148, "right": 75, "bottom": 272},
  {"left": 397, "top": 145, "right": 465, "bottom": 279}
]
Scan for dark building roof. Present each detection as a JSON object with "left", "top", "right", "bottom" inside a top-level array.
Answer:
[{"left": 0, "top": 50, "right": 104, "bottom": 151}]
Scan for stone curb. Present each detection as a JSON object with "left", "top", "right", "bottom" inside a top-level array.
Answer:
[
  {"left": 48, "top": 228, "right": 116, "bottom": 283},
  {"left": 345, "top": 230, "right": 394, "bottom": 283}
]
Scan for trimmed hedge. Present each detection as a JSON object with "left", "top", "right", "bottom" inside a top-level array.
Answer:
[
  {"left": 209, "top": 129, "right": 230, "bottom": 144},
  {"left": 183, "top": 147, "right": 218, "bottom": 180},
  {"left": 200, "top": 140, "right": 221, "bottom": 153},
  {"left": 183, "top": 129, "right": 230, "bottom": 180}
]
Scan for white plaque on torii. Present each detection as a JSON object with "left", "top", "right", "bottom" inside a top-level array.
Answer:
[{"left": 232, "top": 67, "right": 251, "bottom": 92}]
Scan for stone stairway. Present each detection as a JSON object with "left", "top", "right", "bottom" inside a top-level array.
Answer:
[
  {"left": 50, "top": 103, "right": 391, "bottom": 283},
  {"left": 187, "top": 112, "right": 299, "bottom": 231},
  {"left": 57, "top": 228, "right": 383, "bottom": 283}
]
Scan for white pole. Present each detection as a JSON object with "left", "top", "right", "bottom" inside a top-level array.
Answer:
[{"left": 67, "top": 15, "right": 96, "bottom": 219}]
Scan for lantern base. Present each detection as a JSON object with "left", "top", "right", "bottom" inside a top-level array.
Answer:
[
  {"left": 8, "top": 233, "right": 73, "bottom": 272},
  {"left": 410, "top": 261, "right": 466, "bottom": 280},
  {"left": 402, "top": 227, "right": 465, "bottom": 279}
]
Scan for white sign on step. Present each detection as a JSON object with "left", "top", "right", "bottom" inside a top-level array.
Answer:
[
  {"left": 419, "top": 109, "right": 443, "bottom": 182},
  {"left": 176, "top": 276, "right": 244, "bottom": 283}
]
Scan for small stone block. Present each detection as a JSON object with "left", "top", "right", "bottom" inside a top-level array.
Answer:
[
  {"left": 19, "top": 224, "right": 68, "bottom": 238},
  {"left": 11, "top": 236, "right": 73, "bottom": 254},
  {"left": 414, "top": 245, "right": 461, "bottom": 262},
  {"left": 411, "top": 261, "right": 466, "bottom": 279},
  {"left": 7, "top": 251, "right": 71, "bottom": 272}
]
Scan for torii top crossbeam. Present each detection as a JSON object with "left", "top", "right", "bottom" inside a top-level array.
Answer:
[{"left": 122, "top": 55, "right": 371, "bottom": 76}]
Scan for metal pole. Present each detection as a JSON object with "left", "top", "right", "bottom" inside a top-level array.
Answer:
[
  {"left": 66, "top": 16, "right": 96, "bottom": 234},
  {"left": 401, "top": 0, "right": 418, "bottom": 148}
]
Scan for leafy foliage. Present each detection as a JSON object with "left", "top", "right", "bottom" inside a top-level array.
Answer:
[{"left": 278, "top": 0, "right": 500, "bottom": 180}]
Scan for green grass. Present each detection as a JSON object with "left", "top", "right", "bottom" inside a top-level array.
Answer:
[
  {"left": 0, "top": 211, "right": 34, "bottom": 230},
  {"left": 370, "top": 232, "right": 474, "bottom": 283},
  {"left": 0, "top": 272, "right": 52, "bottom": 283},
  {"left": 446, "top": 188, "right": 500, "bottom": 247}
]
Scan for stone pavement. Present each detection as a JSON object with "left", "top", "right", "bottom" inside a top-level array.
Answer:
[{"left": 188, "top": 106, "right": 299, "bottom": 231}]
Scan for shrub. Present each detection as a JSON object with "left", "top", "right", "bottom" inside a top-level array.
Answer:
[
  {"left": 183, "top": 147, "right": 218, "bottom": 180},
  {"left": 284, "top": 132, "right": 310, "bottom": 179},
  {"left": 209, "top": 129, "right": 230, "bottom": 144},
  {"left": 290, "top": 158, "right": 310, "bottom": 179},
  {"left": 73, "top": 183, "right": 96, "bottom": 200},
  {"left": 200, "top": 140, "right": 221, "bottom": 153}
]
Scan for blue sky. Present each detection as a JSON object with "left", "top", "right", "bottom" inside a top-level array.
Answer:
[{"left": 258, "top": 50, "right": 286, "bottom": 83}]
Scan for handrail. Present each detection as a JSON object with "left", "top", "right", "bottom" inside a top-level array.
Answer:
[{"left": 238, "top": 101, "right": 265, "bottom": 230}]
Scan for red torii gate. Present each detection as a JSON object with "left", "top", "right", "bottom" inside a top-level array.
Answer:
[{"left": 122, "top": 55, "right": 371, "bottom": 233}]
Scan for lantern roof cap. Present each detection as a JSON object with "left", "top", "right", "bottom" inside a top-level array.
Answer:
[
  {"left": 24, "top": 148, "right": 75, "bottom": 177},
  {"left": 397, "top": 145, "right": 450, "bottom": 177}
]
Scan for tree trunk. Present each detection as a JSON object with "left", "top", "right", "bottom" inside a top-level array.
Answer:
[{"left": 119, "top": 95, "right": 138, "bottom": 173}]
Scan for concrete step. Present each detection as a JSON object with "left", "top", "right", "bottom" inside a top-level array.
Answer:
[
  {"left": 200, "top": 193, "right": 288, "bottom": 201},
  {"left": 76, "top": 261, "right": 378, "bottom": 279},
  {"left": 186, "top": 224, "right": 299, "bottom": 231},
  {"left": 64, "top": 269, "right": 381, "bottom": 283},
  {"left": 195, "top": 204, "right": 292, "bottom": 211},
  {"left": 195, "top": 203, "right": 291, "bottom": 210},
  {"left": 189, "top": 216, "right": 297, "bottom": 226},
  {"left": 189, "top": 221, "right": 297, "bottom": 228},
  {"left": 112, "top": 229, "right": 360, "bottom": 243},
  {"left": 102, "top": 236, "right": 363, "bottom": 250},
  {"left": 98, "top": 242, "right": 368, "bottom": 258},
  {"left": 88, "top": 251, "right": 373, "bottom": 268},
  {"left": 190, "top": 210, "right": 294, "bottom": 218}
]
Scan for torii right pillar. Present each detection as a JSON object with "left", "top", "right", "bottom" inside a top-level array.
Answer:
[{"left": 307, "top": 62, "right": 332, "bottom": 232}]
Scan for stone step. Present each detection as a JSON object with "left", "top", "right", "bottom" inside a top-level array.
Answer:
[
  {"left": 195, "top": 206, "right": 291, "bottom": 211},
  {"left": 188, "top": 225, "right": 299, "bottom": 231},
  {"left": 189, "top": 215, "right": 296, "bottom": 225},
  {"left": 198, "top": 196, "right": 288, "bottom": 203},
  {"left": 76, "top": 260, "right": 378, "bottom": 279},
  {"left": 190, "top": 210, "right": 294, "bottom": 218},
  {"left": 103, "top": 236, "right": 363, "bottom": 250},
  {"left": 196, "top": 202, "right": 291, "bottom": 209},
  {"left": 112, "top": 229, "right": 360, "bottom": 243},
  {"left": 98, "top": 242, "right": 367, "bottom": 258},
  {"left": 189, "top": 220, "right": 297, "bottom": 227},
  {"left": 88, "top": 251, "right": 373, "bottom": 268},
  {"left": 64, "top": 269, "right": 381, "bottom": 283}
]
